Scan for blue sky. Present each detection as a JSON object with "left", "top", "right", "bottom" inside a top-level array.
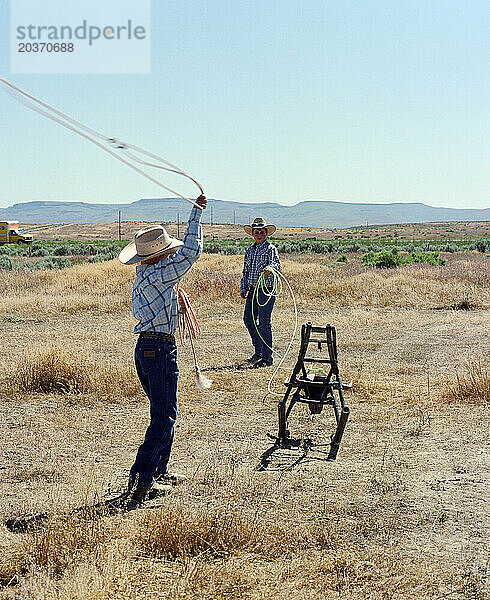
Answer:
[{"left": 0, "top": 0, "right": 488, "bottom": 209}]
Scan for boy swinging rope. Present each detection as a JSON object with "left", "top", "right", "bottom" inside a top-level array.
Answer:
[{"left": 119, "top": 195, "right": 207, "bottom": 505}]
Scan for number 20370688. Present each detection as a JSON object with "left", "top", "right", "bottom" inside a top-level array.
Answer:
[{"left": 18, "top": 43, "right": 74, "bottom": 52}]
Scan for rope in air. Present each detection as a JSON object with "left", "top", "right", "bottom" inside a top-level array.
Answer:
[
  {"left": 1, "top": 78, "right": 214, "bottom": 388},
  {"left": 1, "top": 79, "right": 300, "bottom": 396},
  {"left": 251, "top": 266, "right": 298, "bottom": 398},
  {"left": 0, "top": 77, "right": 204, "bottom": 209}
]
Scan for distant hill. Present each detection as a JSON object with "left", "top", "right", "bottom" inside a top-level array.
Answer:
[{"left": 0, "top": 198, "right": 488, "bottom": 228}]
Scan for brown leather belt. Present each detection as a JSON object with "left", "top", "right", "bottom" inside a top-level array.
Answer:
[{"left": 139, "top": 332, "right": 175, "bottom": 343}]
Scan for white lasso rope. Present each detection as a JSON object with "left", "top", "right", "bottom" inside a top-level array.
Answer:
[
  {"left": 0, "top": 77, "right": 204, "bottom": 209},
  {"left": 252, "top": 266, "right": 298, "bottom": 398}
]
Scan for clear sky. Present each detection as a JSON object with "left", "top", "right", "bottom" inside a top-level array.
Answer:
[{"left": 0, "top": 0, "right": 488, "bottom": 209}]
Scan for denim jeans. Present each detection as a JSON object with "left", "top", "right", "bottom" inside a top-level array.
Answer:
[
  {"left": 129, "top": 336, "right": 179, "bottom": 490},
  {"left": 243, "top": 286, "right": 276, "bottom": 362}
]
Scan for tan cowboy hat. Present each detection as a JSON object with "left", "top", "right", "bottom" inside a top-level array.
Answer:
[
  {"left": 244, "top": 217, "right": 276, "bottom": 236},
  {"left": 119, "top": 225, "right": 183, "bottom": 265}
]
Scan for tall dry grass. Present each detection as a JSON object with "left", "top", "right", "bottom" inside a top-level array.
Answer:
[
  {"left": 0, "top": 503, "right": 117, "bottom": 593},
  {"left": 0, "top": 252, "right": 488, "bottom": 317},
  {"left": 189, "top": 252, "right": 490, "bottom": 309},
  {"left": 23, "top": 509, "right": 110, "bottom": 575},
  {"left": 1, "top": 346, "right": 141, "bottom": 401},
  {"left": 0, "top": 260, "right": 132, "bottom": 316},
  {"left": 443, "top": 357, "right": 489, "bottom": 404},
  {"left": 137, "top": 500, "right": 282, "bottom": 559},
  {"left": 0, "top": 475, "right": 472, "bottom": 600}
]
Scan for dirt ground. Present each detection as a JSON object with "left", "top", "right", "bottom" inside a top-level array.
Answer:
[
  {"left": 0, "top": 247, "right": 488, "bottom": 598},
  {"left": 0, "top": 302, "right": 488, "bottom": 597}
]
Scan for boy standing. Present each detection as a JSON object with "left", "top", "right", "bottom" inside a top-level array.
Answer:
[{"left": 240, "top": 217, "right": 281, "bottom": 367}]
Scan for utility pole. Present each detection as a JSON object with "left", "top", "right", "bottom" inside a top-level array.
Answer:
[
  {"left": 233, "top": 210, "right": 236, "bottom": 225},
  {"left": 177, "top": 213, "right": 180, "bottom": 238},
  {"left": 118, "top": 211, "right": 121, "bottom": 241},
  {"left": 210, "top": 207, "right": 214, "bottom": 226}
]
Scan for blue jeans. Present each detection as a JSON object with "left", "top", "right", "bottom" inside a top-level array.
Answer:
[
  {"left": 243, "top": 286, "right": 276, "bottom": 362},
  {"left": 129, "top": 336, "right": 179, "bottom": 490}
]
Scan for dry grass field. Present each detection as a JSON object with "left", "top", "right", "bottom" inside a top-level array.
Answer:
[
  {"left": 22, "top": 220, "right": 490, "bottom": 242},
  {"left": 0, "top": 250, "right": 488, "bottom": 599}
]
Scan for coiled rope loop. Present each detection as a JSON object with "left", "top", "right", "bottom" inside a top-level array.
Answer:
[
  {"left": 176, "top": 286, "right": 212, "bottom": 389},
  {"left": 176, "top": 286, "right": 201, "bottom": 345},
  {"left": 251, "top": 266, "right": 298, "bottom": 397}
]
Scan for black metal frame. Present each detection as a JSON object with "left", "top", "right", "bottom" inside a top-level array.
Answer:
[{"left": 278, "top": 322, "right": 350, "bottom": 459}]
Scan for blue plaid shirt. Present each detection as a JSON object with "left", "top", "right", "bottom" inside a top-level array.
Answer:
[
  {"left": 132, "top": 207, "right": 203, "bottom": 334},
  {"left": 240, "top": 240, "right": 281, "bottom": 294}
]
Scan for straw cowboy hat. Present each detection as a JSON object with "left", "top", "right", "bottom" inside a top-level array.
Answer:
[
  {"left": 244, "top": 217, "right": 276, "bottom": 236},
  {"left": 119, "top": 225, "right": 183, "bottom": 265}
]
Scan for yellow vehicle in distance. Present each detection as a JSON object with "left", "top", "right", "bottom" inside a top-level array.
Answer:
[{"left": 0, "top": 221, "right": 33, "bottom": 244}]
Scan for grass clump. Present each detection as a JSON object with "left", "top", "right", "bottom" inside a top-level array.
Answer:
[
  {"left": 23, "top": 508, "right": 110, "bottom": 576},
  {"left": 0, "top": 537, "right": 26, "bottom": 586},
  {"left": 2, "top": 346, "right": 140, "bottom": 400},
  {"left": 0, "top": 500, "right": 111, "bottom": 587},
  {"left": 138, "top": 502, "right": 265, "bottom": 559},
  {"left": 14, "top": 347, "right": 87, "bottom": 393},
  {"left": 136, "top": 500, "right": 298, "bottom": 560},
  {"left": 444, "top": 358, "right": 489, "bottom": 405}
]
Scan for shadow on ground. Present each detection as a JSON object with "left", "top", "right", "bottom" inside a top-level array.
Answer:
[
  {"left": 4, "top": 489, "right": 170, "bottom": 533},
  {"left": 256, "top": 434, "right": 339, "bottom": 471},
  {"left": 201, "top": 361, "right": 258, "bottom": 372}
]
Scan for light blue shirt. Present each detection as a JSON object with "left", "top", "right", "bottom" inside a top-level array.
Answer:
[{"left": 132, "top": 207, "right": 202, "bottom": 334}]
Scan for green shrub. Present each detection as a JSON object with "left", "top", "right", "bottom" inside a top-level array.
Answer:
[
  {"left": 472, "top": 239, "right": 490, "bottom": 253},
  {"left": 362, "top": 248, "right": 404, "bottom": 268},
  {"left": 363, "top": 248, "right": 446, "bottom": 268},
  {"left": 199, "top": 237, "right": 489, "bottom": 256},
  {"left": 34, "top": 257, "right": 71, "bottom": 270},
  {"left": 439, "top": 243, "right": 458, "bottom": 253},
  {"left": 78, "top": 243, "right": 97, "bottom": 256},
  {"left": 31, "top": 246, "right": 50, "bottom": 257},
  {"left": 336, "top": 254, "right": 348, "bottom": 263},
  {"left": 87, "top": 253, "right": 114, "bottom": 263},
  {"left": 203, "top": 241, "right": 243, "bottom": 255},
  {"left": 0, "top": 256, "right": 13, "bottom": 270},
  {"left": 0, "top": 245, "right": 29, "bottom": 257},
  {"left": 404, "top": 251, "right": 446, "bottom": 266},
  {"left": 15, "top": 260, "right": 34, "bottom": 271},
  {"left": 101, "top": 243, "right": 120, "bottom": 255},
  {"left": 52, "top": 244, "right": 72, "bottom": 256}
]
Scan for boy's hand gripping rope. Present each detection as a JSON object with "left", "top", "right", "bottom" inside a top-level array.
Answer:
[
  {"left": 176, "top": 286, "right": 213, "bottom": 390},
  {"left": 0, "top": 78, "right": 204, "bottom": 210},
  {"left": 251, "top": 266, "right": 298, "bottom": 398}
]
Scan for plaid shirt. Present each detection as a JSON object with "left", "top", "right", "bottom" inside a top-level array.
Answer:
[
  {"left": 132, "top": 207, "right": 203, "bottom": 334},
  {"left": 240, "top": 240, "right": 281, "bottom": 294}
]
